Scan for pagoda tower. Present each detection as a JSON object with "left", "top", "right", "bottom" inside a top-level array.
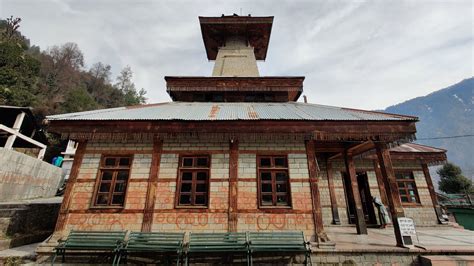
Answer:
[{"left": 166, "top": 14, "right": 304, "bottom": 103}]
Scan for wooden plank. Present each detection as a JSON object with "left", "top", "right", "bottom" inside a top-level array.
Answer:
[
  {"left": 326, "top": 159, "right": 341, "bottom": 224},
  {"left": 422, "top": 163, "right": 444, "bottom": 223},
  {"left": 344, "top": 151, "right": 368, "bottom": 234},
  {"left": 375, "top": 144, "right": 405, "bottom": 247},
  {"left": 228, "top": 139, "right": 239, "bottom": 232},
  {"left": 141, "top": 137, "right": 163, "bottom": 232},
  {"left": 55, "top": 140, "right": 87, "bottom": 231},
  {"left": 305, "top": 140, "right": 327, "bottom": 241}
]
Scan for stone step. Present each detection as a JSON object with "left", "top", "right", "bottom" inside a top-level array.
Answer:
[
  {"left": 0, "top": 217, "right": 11, "bottom": 235},
  {"left": 0, "top": 208, "right": 28, "bottom": 217},
  {"left": 0, "top": 204, "right": 28, "bottom": 210},
  {"left": 420, "top": 255, "right": 474, "bottom": 266}
]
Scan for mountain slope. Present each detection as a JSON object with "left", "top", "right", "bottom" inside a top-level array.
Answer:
[{"left": 384, "top": 77, "right": 474, "bottom": 178}]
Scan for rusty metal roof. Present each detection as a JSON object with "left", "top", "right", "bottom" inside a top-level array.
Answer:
[
  {"left": 390, "top": 143, "right": 446, "bottom": 153},
  {"left": 46, "top": 102, "right": 418, "bottom": 121}
]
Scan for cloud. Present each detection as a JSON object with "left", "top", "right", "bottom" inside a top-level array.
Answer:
[{"left": 1, "top": 0, "right": 472, "bottom": 110}]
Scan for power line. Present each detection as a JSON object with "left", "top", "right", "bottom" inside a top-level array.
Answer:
[{"left": 416, "top": 134, "right": 474, "bottom": 140}]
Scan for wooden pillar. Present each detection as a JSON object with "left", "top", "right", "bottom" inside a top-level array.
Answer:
[
  {"left": 344, "top": 151, "right": 368, "bottom": 234},
  {"left": 141, "top": 137, "right": 163, "bottom": 232},
  {"left": 305, "top": 140, "right": 327, "bottom": 241},
  {"left": 228, "top": 139, "right": 239, "bottom": 232},
  {"left": 373, "top": 160, "right": 390, "bottom": 207},
  {"left": 375, "top": 144, "right": 404, "bottom": 247},
  {"left": 326, "top": 159, "right": 341, "bottom": 224},
  {"left": 55, "top": 140, "right": 87, "bottom": 231},
  {"left": 422, "top": 163, "right": 444, "bottom": 223}
]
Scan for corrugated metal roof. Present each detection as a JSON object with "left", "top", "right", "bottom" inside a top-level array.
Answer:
[
  {"left": 390, "top": 143, "right": 446, "bottom": 153},
  {"left": 46, "top": 102, "right": 418, "bottom": 121}
]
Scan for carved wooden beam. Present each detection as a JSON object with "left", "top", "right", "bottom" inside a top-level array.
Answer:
[
  {"left": 141, "top": 137, "right": 163, "bottom": 232},
  {"left": 55, "top": 140, "right": 87, "bottom": 231},
  {"left": 344, "top": 151, "right": 368, "bottom": 235},
  {"left": 305, "top": 140, "right": 328, "bottom": 242},
  {"left": 376, "top": 143, "right": 404, "bottom": 247},
  {"left": 228, "top": 139, "right": 239, "bottom": 232}
]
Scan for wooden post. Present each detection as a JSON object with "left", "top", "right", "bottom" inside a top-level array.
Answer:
[
  {"left": 344, "top": 151, "right": 368, "bottom": 234},
  {"left": 55, "top": 140, "right": 87, "bottom": 231},
  {"left": 326, "top": 159, "right": 341, "bottom": 224},
  {"left": 141, "top": 137, "right": 163, "bottom": 232},
  {"left": 422, "top": 163, "right": 444, "bottom": 223},
  {"left": 228, "top": 139, "right": 239, "bottom": 232},
  {"left": 373, "top": 160, "right": 390, "bottom": 207},
  {"left": 305, "top": 140, "right": 327, "bottom": 241},
  {"left": 375, "top": 144, "right": 404, "bottom": 247}
]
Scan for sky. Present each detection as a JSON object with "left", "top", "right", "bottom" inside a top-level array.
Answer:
[{"left": 1, "top": 0, "right": 473, "bottom": 110}]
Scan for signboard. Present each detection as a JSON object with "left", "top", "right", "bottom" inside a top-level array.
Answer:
[
  {"left": 399, "top": 217, "right": 416, "bottom": 236},
  {"left": 398, "top": 217, "right": 417, "bottom": 247}
]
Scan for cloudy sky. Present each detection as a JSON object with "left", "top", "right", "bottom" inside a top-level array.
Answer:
[{"left": 2, "top": 0, "right": 473, "bottom": 110}]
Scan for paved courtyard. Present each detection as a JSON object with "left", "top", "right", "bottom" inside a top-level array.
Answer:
[{"left": 324, "top": 225, "right": 474, "bottom": 253}]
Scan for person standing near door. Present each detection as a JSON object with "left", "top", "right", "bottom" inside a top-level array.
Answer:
[{"left": 373, "top": 196, "right": 391, "bottom": 228}]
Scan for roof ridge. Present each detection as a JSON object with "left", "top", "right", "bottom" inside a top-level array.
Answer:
[{"left": 340, "top": 107, "right": 418, "bottom": 120}]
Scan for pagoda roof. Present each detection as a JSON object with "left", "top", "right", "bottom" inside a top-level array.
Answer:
[
  {"left": 47, "top": 102, "right": 417, "bottom": 122},
  {"left": 364, "top": 142, "right": 447, "bottom": 165},
  {"left": 199, "top": 15, "right": 273, "bottom": 60},
  {"left": 165, "top": 76, "right": 304, "bottom": 102}
]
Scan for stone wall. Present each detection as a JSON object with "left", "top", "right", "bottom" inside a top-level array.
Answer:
[
  {"left": 0, "top": 148, "right": 62, "bottom": 202},
  {"left": 0, "top": 200, "right": 61, "bottom": 250},
  {"left": 152, "top": 138, "right": 229, "bottom": 232},
  {"left": 59, "top": 137, "right": 437, "bottom": 238},
  {"left": 237, "top": 139, "right": 314, "bottom": 238}
]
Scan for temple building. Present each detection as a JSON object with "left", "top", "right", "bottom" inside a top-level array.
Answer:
[{"left": 45, "top": 14, "right": 447, "bottom": 248}]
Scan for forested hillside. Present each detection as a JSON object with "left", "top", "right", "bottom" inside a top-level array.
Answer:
[{"left": 0, "top": 17, "right": 147, "bottom": 121}]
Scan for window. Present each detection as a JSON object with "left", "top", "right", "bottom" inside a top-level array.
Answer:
[
  {"left": 176, "top": 156, "right": 210, "bottom": 207},
  {"left": 93, "top": 156, "right": 132, "bottom": 207},
  {"left": 257, "top": 156, "right": 291, "bottom": 207},
  {"left": 396, "top": 171, "right": 420, "bottom": 204}
]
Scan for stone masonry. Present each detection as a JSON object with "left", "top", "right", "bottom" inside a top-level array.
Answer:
[{"left": 57, "top": 136, "right": 437, "bottom": 240}]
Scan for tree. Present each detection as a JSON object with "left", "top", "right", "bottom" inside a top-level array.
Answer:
[
  {"left": 61, "top": 86, "right": 98, "bottom": 113},
  {"left": 0, "top": 17, "right": 40, "bottom": 106},
  {"left": 437, "top": 162, "right": 473, "bottom": 194},
  {"left": 114, "top": 66, "right": 146, "bottom": 105}
]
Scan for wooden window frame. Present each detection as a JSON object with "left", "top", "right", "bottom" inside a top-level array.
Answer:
[
  {"left": 175, "top": 155, "right": 211, "bottom": 209},
  {"left": 91, "top": 155, "right": 133, "bottom": 209},
  {"left": 257, "top": 155, "right": 292, "bottom": 209},
  {"left": 395, "top": 171, "right": 421, "bottom": 206}
]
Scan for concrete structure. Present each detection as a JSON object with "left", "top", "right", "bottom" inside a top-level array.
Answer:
[
  {"left": 39, "top": 14, "right": 465, "bottom": 264},
  {"left": 0, "top": 148, "right": 61, "bottom": 202},
  {"left": 0, "top": 106, "right": 47, "bottom": 160}
]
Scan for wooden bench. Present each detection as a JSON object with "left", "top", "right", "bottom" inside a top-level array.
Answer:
[
  {"left": 185, "top": 232, "right": 249, "bottom": 265},
  {"left": 248, "top": 231, "right": 311, "bottom": 265},
  {"left": 115, "top": 232, "right": 185, "bottom": 265},
  {"left": 51, "top": 230, "right": 127, "bottom": 265}
]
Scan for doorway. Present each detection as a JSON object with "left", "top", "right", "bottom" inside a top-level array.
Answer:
[{"left": 343, "top": 171, "right": 377, "bottom": 225}]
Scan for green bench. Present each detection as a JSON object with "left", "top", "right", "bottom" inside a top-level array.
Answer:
[
  {"left": 185, "top": 232, "right": 249, "bottom": 265},
  {"left": 115, "top": 232, "right": 185, "bottom": 265},
  {"left": 51, "top": 230, "right": 127, "bottom": 265},
  {"left": 248, "top": 231, "right": 312, "bottom": 266}
]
